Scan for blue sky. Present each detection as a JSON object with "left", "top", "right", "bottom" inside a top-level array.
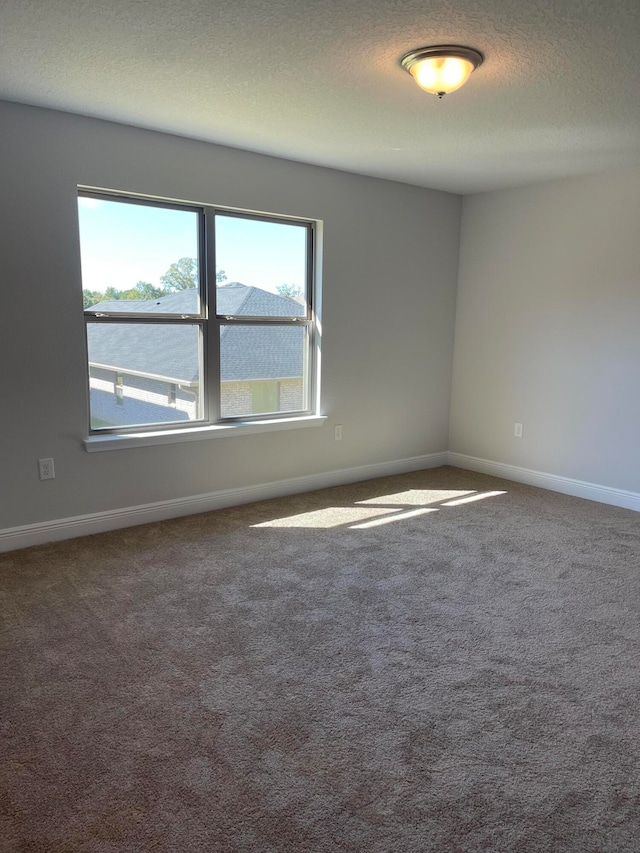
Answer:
[{"left": 77, "top": 197, "right": 307, "bottom": 295}]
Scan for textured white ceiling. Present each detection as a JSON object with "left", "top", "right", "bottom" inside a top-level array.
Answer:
[{"left": 1, "top": 0, "right": 639, "bottom": 193}]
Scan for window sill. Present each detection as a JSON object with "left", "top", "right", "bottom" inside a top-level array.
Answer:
[{"left": 84, "top": 415, "right": 327, "bottom": 452}]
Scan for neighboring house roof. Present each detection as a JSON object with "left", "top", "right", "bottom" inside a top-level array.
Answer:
[
  {"left": 217, "top": 283, "right": 305, "bottom": 319},
  {"left": 87, "top": 283, "right": 305, "bottom": 384}
]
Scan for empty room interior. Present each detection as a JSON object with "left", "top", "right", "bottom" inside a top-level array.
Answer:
[{"left": 1, "top": 0, "right": 639, "bottom": 850}]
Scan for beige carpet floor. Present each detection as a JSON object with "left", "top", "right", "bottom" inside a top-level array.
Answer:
[{"left": 1, "top": 466, "right": 639, "bottom": 852}]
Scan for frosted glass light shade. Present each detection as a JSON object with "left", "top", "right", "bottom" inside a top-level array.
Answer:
[{"left": 401, "top": 46, "right": 483, "bottom": 97}]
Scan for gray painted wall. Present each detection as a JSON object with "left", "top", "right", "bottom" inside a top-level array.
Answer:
[
  {"left": 449, "top": 170, "right": 640, "bottom": 492},
  {"left": 0, "top": 101, "right": 461, "bottom": 530}
]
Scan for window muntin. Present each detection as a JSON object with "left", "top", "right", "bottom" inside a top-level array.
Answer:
[{"left": 78, "top": 191, "right": 315, "bottom": 434}]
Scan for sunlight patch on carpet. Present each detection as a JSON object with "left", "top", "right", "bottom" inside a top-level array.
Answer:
[
  {"left": 441, "top": 490, "right": 507, "bottom": 506},
  {"left": 252, "top": 506, "right": 394, "bottom": 528},
  {"left": 349, "top": 507, "right": 438, "bottom": 529},
  {"left": 356, "top": 489, "right": 476, "bottom": 506}
]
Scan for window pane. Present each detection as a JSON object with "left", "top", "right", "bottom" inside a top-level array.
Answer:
[
  {"left": 78, "top": 196, "right": 201, "bottom": 314},
  {"left": 220, "top": 325, "right": 308, "bottom": 418},
  {"left": 87, "top": 323, "right": 203, "bottom": 429},
  {"left": 215, "top": 215, "right": 308, "bottom": 316}
]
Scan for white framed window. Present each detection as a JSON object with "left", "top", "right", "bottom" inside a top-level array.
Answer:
[{"left": 78, "top": 190, "right": 317, "bottom": 436}]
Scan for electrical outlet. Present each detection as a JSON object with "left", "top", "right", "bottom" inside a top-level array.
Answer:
[
  {"left": 38, "top": 458, "right": 55, "bottom": 480},
  {"left": 514, "top": 422, "right": 523, "bottom": 438},
  {"left": 334, "top": 424, "right": 343, "bottom": 441}
]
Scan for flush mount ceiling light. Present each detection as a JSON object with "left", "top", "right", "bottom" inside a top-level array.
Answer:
[{"left": 401, "top": 45, "right": 484, "bottom": 98}]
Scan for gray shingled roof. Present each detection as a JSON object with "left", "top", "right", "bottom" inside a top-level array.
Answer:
[
  {"left": 217, "top": 283, "right": 305, "bottom": 319},
  {"left": 87, "top": 284, "right": 306, "bottom": 383}
]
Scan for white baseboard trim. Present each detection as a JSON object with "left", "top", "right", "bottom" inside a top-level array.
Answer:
[
  {"left": 0, "top": 452, "right": 448, "bottom": 553},
  {"left": 447, "top": 452, "right": 640, "bottom": 513}
]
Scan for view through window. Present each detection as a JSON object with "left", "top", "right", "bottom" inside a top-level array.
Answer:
[{"left": 78, "top": 193, "right": 315, "bottom": 432}]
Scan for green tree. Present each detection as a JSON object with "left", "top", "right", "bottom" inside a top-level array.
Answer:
[
  {"left": 160, "top": 257, "right": 197, "bottom": 291},
  {"left": 103, "top": 286, "right": 124, "bottom": 300},
  {"left": 82, "top": 289, "right": 104, "bottom": 308},
  {"left": 132, "top": 281, "right": 165, "bottom": 300},
  {"left": 83, "top": 259, "right": 206, "bottom": 308},
  {"left": 276, "top": 283, "right": 303, "bottom": 299},
  {"left": 216, "top": 269, "right": 227, "bottom": 282}
]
